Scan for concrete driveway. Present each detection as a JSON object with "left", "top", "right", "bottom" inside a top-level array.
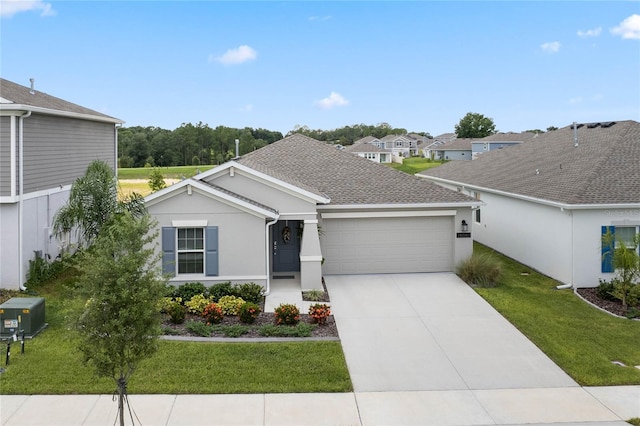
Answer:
[{"left": 325, "top": 273, "right": 577, "bottom": 392}]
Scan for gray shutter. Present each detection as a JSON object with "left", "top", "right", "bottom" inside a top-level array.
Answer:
[
  {"left": 205, "top": 226, "right": 219, "bottom": 276},
  {"left": 162, "top": 227, "right": 176, "bottom": 277}
]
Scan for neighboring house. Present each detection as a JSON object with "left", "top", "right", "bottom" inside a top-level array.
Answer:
[
  {"left": 419, "top": 121, "right": 640, "bottom": 288},
  {"left": 145, "top": 134, "right": 479, "bottom": 292},
  {"left": 0, "top": 78, "right": 123, "bottom": 290},
  {"left": 344, "top": 142, "right": 392, "bottom": 163},
  {"left": 471, "top": 132, "right": 536, "bottom": 159},
  {"left": 433, "top": 138, "right": 473, "bottom": 161},
  {"left": 378, "top": 134, "right": 418, "bottom": 157}
]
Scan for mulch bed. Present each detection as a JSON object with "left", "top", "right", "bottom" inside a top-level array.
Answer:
[
  {"left": 575, "top": 287, "right": 639, "bottom": 318},
  {"left": 162, "top": 312, "right": 339, "bottom": 339}
]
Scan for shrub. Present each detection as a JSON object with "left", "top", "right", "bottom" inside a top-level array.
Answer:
[
  {"left": 234, "top": 282, "right": 264, "bottom": 304},
  {"left": 208, "top": 282, "right": 234, "bottom": 302},
  {"left": 304, "top": 289, "right": 325, "bottom": 302},
  {"left": 174, "top": 282, "right": 207, "bottom": 302},
  {"left": 185, "top": 320, "right": 213, "bottom": 337},
  {"left": 237, "top": 302, "right": 261, "bottom": 324},
  {"left": 185, "top": 293, "right": 213, "bottom": 315},
  {"left": 159, "top": 296, "right": 175, "bottom": 314},
  {"left": 217, "top": 295, "right": 245, "bottom": 316},
  {"left": 163, "top": 284, "right": 177, "bottom": 297},
  {"left": 165, "top": 299, "right": 186, "bottom": 324},
  {"left": 456, "top": 252, "right": 502, "bottom": 287},
  {"left": 308, "top": 303, "right": 331, "bottom": 325},
  {"left": 274, "top": 303, "right": 300, "bottom": 325},
  {"left": 202, "top": 303, "right": 224, "bottom": 324},
  {"left": 26, "top": 251, "right": 67, "bottom": 289},
  {"left": 258, "top": 323, "right": 315, "bottom": 337},
  {"left": 596, "top": 279, "right": 617, "bottom": 301},
  {"left": 210, "top": 324, "right": 250, "bottom": 337}
]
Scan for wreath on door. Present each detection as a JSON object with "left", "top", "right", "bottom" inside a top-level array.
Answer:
[{"left": 282, "top": 226, "right": 291, "bottom": 243}]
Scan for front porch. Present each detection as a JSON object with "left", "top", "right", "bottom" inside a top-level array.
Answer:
[{"left": 264, "top": 273, "right": 327, "bottom": 314}]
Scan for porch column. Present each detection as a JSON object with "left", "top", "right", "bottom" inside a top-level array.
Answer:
[{"left": 299, "top": 219, "right": 323, "bottom": 290}]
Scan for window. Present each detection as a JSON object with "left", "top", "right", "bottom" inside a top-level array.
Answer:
[
  {"left": 162, "top": 226, "right": 218, "bottom": 277},
  {"left": 177, "top": 228, "right": 204, "bottom": 274},
  {"left": 474, "top": 192, "right": 481, "bottom": 223},
  {"left": 601, "top": 225, "right": 639, "bottom": 273},
  {"left": 616, "top": 226, "right": 637, "bottom": 249}
]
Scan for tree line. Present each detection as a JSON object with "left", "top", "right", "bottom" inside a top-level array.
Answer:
[
  {"left": 118, "top": 123, "right": 284, "bottom": 168},
  {"left": 118, "top": 122, "right": 431, "bottom": 168}
]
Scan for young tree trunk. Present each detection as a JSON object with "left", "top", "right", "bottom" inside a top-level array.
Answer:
[{"left": 117, "top": 376, "right": 126, "bottom": 426}]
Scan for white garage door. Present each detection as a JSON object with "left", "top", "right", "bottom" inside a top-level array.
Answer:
[{"left": 321, "top": 216, "right": 454, "bottom": 274}]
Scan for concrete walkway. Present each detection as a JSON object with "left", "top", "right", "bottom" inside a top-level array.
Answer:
[
  {"left": 2, "top": 273, "right": 639, "bottom": 425},
  {"left": 1, "top": 388, "right": 638, "bottom": 425}
]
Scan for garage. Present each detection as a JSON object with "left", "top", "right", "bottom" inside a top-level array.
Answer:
[{"left": 320, "top": 214, "right": 454, "bottom": 274}]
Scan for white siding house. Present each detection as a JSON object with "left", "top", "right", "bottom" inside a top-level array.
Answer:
[
  {"left": 420, "top": 121, "right": 640, "bottom": 288},
  {"left": 0, "top": 78, "right": 122, "bottom": 290}
]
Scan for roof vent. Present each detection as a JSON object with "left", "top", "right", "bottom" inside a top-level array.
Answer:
[
  {"left": 586, "top": 122, "right": 601, "bottom": 128},
  {"left": 601, "top": 121, "right": 616, "bottom": 128},
  {"left": 29, "top": 78, "right": 35, "bottom": 95}
]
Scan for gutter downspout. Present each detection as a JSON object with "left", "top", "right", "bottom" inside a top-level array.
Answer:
[
  {"left": 264, "top": 216, "right": 279, "bottom": 295},
  {"left": 556, "top": 207, "right": 574, "bottom": 290},
  {"left": 18, "top": 110, "right": 32, "bottom": 291}
]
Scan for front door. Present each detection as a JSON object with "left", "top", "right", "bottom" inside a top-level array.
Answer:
[{"left": 272, "top": 220, "right": 301, "bottom": 273}]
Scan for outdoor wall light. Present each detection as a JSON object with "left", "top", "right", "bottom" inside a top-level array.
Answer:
[{"left": 461, "top": 220, "right": 468, "bottom": 232}]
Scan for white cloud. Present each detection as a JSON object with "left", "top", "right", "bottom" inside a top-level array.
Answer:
[
  {"left": 611, "top": 14, "right": 640, "bottom": 40},
  {"left": 1, "top": 0, "right": 55, "bottom": 18},
  {"left": 211, "top": 45, "right": 257, "bottom": 65},
  {"left": 315, "top": 92, "right": 349, "bottom": 109},
  {"left": 309, "top": 15, "right": 332, "bottom": 21},
  {"left": 577, "top": 27, "right": 602, "bottom": 38},
  {"left": 540, "top": 41, "right": 561, "bottom": 53},
  {"left": 239, "top": 104, "right": 254, "bottom": 112},
  {"left": 568, "top": 96, "right": 583, "bottom": 105}
]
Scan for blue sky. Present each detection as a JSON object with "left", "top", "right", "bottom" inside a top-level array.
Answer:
[{"left": 2, "top": 1, "right": 639, "bottom": 136}]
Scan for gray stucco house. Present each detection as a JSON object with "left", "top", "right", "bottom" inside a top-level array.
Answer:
[
  {"left": 0, "top": 78, "right": 122, "bottom": 290},
  {"left": 145, "top": 134, "right": 479, "bottom": 292},
  {"left": 420, "top": 121, "right": 640, "bottom": 288}
]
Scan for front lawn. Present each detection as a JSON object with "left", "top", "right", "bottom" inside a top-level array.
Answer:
[
  {"left": 0, "top": 275, "right": 352, "bottom": 395},
  {"left": 118, "top": 165, "right": 215, "bottom": 180},
  {"left": 473, "top": 242, "right": 640, "bottom": 386}
]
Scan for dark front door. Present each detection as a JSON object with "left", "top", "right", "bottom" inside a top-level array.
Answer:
[{"left": 272, "top": 220, "right": 301, "bottom": 273}]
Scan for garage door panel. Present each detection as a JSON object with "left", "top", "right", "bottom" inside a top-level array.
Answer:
[{"left": 322, "top": 216, "right": 454, "bottom": 274}]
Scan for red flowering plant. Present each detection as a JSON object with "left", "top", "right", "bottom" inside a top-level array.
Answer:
[
  {"left": 202, "top": 302, "right": 224, "bottom": 325},
  {"left": 308, "top": 303, "right": 331, "bottom": 325},
  {"left": 237, "top": 302, "right": 261, "bottom": 324},
  {"left": 274, "top": 303, "right": 300, "bottom": 325}
]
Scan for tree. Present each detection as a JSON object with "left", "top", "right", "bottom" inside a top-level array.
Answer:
[
  {"left": 454, "top": 112, "right": 497, "bottom": 138},
  {"left": 53, "top": 160, "right": 145, "bottom": 249},
  {"left": 148, "top": 168, "right": 166, "bottom": 192},
  {"left": 76, "top": 211, "right": 165, "bottom": 426},
  {"left": 602, "top": 230, "right": 640, "bottom": 313},
  {"left": 547, "top": 126, "right": 559, "bottom": 131}
]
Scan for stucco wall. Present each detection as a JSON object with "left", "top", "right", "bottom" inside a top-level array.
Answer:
[
  {"left": 573, "top": 208, "right": 640, "bottom": 287},
  {"left": 0, "top": 204, "right": 19, "bottom": 288},
  {"left": 212, "top": 171, "right": 318, "bottom": 214},
  {"left": 470, "top": 191, "right": 573, "bottom": 285},
  {"left": 147, "top": 186, "right": 268, "bottom": 285}
]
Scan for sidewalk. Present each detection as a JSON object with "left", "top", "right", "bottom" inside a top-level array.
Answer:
[{"left": 2, "top": 386, "right": 638, "bottom": 425}]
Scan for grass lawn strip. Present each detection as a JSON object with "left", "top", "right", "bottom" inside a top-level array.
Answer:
[
  {"left": 473, "top": 242, "right": 640, "bottom": 386},
  {"left": 117, "top": 165, "right": 215, "bottom": 180},
  {"left": 0, "top": 275, "right": 351, "bottom": 395},
  {"left": 388, "top": 157, "right": 443, "bottom": 175}
]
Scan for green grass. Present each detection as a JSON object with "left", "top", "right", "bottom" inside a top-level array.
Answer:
[
  {"left": 388, "top": 157, "right": 443, "bottom": 175},
  {"left": 473, "top": 242, "right": 640, "bottom": 386},
  {"left": 117, "top": 165, "right": 215, "bottom": 180},
  {"left": 0, "top": 272, "right": 351, "bottom": 395}
]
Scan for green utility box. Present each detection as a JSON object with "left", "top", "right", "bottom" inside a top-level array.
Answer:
[{"left": 0, "top": 297, "right": 47, "bottom": 338}]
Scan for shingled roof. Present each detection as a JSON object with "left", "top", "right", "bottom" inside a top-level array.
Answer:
[
  {"left": 421, "top": 121, "right": 640, "bottom": 205},
  {"left": 344, "top": 143, "right": 389, "bottom": 154},
  {"left": 237, "top": 134, "right": 475, "bottom": 206},
  {"left": 0, "top": 78, "right": 122, "bottom": 123}
]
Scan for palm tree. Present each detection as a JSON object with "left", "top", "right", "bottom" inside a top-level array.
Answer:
[{"left": 53, "top": 160, "right": 145, "bottom": 249}]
